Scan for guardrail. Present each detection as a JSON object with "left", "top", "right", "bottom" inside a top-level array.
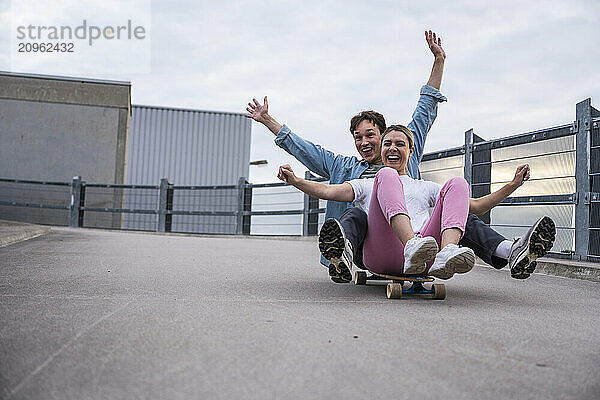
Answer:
[
  {"left": 0, "top": 172, "right": 326, "bottom": 236},
  {"left": 419, "top": 98, "right": 599, "bottom": 261},
  {"left": 1, "top": 99, "right": 598, "bottom": 260}
]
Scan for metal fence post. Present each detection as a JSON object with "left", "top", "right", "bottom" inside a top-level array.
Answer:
[
  {"left": 243, "top": 181, "right": 252, "bottom": 235},
  {"left": 166, "top": 183, "right": 174, "bottom": 232},
  {"left": 69, "top": 176, "right": 85, "bottom": 227},
  {"left": 464, "top": 129, "right": 491, "bottom": 223},
  {"left": 302, "top": 172, "right": 311, "bottom": 236},
  {"left": 302, "top": 171, "right": 319, "bottom": 236},
  {"left": 471, "top": 133, "right": 490, "bottom": 224},
  {"left": 158, "top": 178, "right": 172, "bottom": 233},
  {"left": 236, "top": 177, "right": 247, "bottom": 235},
  {"left": 574, "top": 99, "right": 592, "bottom": 260},
  {"left": 463, "top": 129, "right": 492, "bottom": 224},
  {"left": 590, "top": 108, "right": 600, "bottom": 258},
  {"left": 463, "top": 129, "right": 474, "bottom": 186}
]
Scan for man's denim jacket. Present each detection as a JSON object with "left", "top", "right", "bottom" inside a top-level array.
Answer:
[{"left": 274, "top": 85, "right": 447, "bottom": 266}]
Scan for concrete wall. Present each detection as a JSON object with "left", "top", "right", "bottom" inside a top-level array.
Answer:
[{"left": 0, "top": 72, "right": 131, "bottom": 226}]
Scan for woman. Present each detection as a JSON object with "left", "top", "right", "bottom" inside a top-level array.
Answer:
[{"left": 278, "top": 124, "right": 530, "bottom": 279}]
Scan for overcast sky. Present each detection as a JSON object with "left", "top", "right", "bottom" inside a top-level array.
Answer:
[{"left": 1, "top": 0, "right": 599, "bottom": 183}]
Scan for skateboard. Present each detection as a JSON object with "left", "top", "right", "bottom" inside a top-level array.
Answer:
[{"left": 354, "top": 271, "right": 446, "bottom": 300}]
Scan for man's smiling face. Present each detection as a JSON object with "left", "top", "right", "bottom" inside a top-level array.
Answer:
[{"left": 353, "top": 120, "right": 382, "bottom": 164}]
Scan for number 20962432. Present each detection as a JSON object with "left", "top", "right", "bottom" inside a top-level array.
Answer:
[{"left": 18, "top": 42, "right": 74, "bottom": 52}]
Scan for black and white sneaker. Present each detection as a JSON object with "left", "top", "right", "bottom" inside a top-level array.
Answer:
[
  {"left": 509, "top": 216, "right": 556, "bottom": 279},
  {"left": 319, "top": 219, "right": 354, "bottom": 283}
]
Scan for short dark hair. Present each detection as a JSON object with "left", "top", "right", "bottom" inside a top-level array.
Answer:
[
  {"left": 349, "top": 111, "right": 386, "bottom": 136},
  {"left": 382, "top": 124, "right": 414, "bottom": 150}
]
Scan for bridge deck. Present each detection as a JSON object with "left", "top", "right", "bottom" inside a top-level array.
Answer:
[{"left": 1, "top": 226, "right": 599, "bottom": 399}]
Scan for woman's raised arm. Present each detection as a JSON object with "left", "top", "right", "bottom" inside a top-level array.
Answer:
[{"left": 277, "top": 164, "right": 355, "bottom": 202}]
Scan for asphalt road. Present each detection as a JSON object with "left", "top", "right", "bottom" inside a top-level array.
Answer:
[{"left": 1, "top": 227, "right": 599, "bottom": 399}]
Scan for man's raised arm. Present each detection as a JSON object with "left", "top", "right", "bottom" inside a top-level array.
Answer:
[
  {"left": 425, "top": 30, "right": 445, "bottom": 90},
  {"left": 245, "top": 96, "right": 347, "bottom": 179},
  {"left": 405, "top": 30, "right": 448, "bottom": 177}
]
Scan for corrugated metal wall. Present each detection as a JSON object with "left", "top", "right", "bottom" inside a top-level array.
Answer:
[
  {"left": 127, "top": 105, "right": 251, "bottom": 185},
  {"left": 125, "top": 105, "right": 252, "bottom": 234}
]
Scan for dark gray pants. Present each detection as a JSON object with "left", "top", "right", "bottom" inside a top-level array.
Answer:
[{"left": 338, "top": 207, "right": 507, "bottom": 270}]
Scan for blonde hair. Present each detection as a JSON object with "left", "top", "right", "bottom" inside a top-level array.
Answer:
[{"left": 381, "top": 124, "right": 414, "bottom": 150}]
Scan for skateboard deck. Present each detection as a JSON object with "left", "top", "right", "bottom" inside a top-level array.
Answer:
[{"left": 354, "top": 270, "right": 446, "bottom": 300}]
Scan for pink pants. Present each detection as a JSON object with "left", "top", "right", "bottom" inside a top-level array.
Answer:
[{"left": 363, "top": 168, "right": 470, "bottom": 275}]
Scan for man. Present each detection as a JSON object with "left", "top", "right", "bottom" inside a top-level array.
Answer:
[{"left": 245, "top": 30, "right": 555, "bottom": 282}]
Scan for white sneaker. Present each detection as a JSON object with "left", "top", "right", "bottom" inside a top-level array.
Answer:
[
  {"left": 429, "top": 244, "right": 475, "bottom": 280},
  {"left": 403, "top": 236, "right": 438, "bottom": 275}
]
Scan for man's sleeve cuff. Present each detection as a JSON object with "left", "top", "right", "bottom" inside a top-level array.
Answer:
[
  {"left": 420, "top": 85, "right": 447, "bottom": 102},
  {"left": 274, "top": 124, "right": 291, "bottom": 146}
]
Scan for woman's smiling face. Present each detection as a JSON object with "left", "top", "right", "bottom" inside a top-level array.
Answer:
[{"left": 381, "top": 130, "right": 413, "bottom": 174}]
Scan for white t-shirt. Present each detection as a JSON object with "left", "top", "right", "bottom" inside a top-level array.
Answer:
[{"left": 348, "top": 175, "right": 442, "bottom": 233}]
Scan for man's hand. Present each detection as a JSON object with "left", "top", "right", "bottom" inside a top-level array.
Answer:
[
  {"left": 509, "top": 164, "right": 531, "bottom": 188},
  {"left": 425, "top": 30, "right": 446, "bottom": 90},
  {"left": 425, "top": 30, "right": 445, "bottom": 60},
  {"left": 245, "top": 96, "right": 270, "bottom": 124},
  {"left": 244, "top": 96, "right": 283, "bottom": 136},
  {"left": 277, "top": 164, "right": 299, "bottom": 185}
]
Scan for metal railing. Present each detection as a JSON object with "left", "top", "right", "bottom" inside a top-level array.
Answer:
[
  {"left": 1, "top": 99, "right": 598, "bottom": 260},
  {"left": 420, "top": 98, "right": 599, "bottom": 261},
  {"left": 0, "top": 172, "right": 326, "bottom": 236}
]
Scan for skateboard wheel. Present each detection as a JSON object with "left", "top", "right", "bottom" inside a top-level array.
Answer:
[
  {"left": 387, "top": 283, "right": 403, "bottom": 299},
  {"left": 355, "top": 271, "right": 367, "bottom": 285},
  {"left": 432, "top": 284, "right": 446, "bottom": 300}
]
